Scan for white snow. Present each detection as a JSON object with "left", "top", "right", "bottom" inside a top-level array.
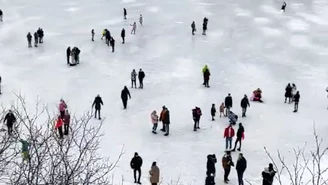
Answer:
[{"left": 1, "top": 0, "right": 328, "bottom": 184}]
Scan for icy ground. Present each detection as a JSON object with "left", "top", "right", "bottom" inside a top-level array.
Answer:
[{"left": 1, "top": 0, "right": 328, "bottom": 184}]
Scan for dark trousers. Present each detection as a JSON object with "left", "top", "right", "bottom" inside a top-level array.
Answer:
[
  {"left": 67, "top": 55, "right": 70, "bottom": 64},
  {"left": 152, "top": 183, "right": 157, "bottom": 185},
  {"left": 161, "top": 122, "right": 166, "bottom": 131},
  {"left": 224, "top": 167, "right": 231, "bottom": 181},
  {"left": 237, "top": 171, "right": 244, "bottom": 185},
  {"left": 165, "top": 124, "right": 170, "bottom": 135},
  {"left": 95, "top": 109, "right": 101, "bottom": 119},
  {"left": 139, "top": 79, "right": 143, "bottom": 88},
  {"left": 122, "top": 99, "right": 127, "bottom": 109},
  {"left": 92, "top": 35, "right": 94, "bottom": 41},
  {"left": 111, "top": 45, "right": 115, "bottom": 52},
  {"left": 28, "top": 41, "right": 32, "bottom": 48},
  {"left": 152, "top": 123, "right": 158, "bottom": 132},
  {"left": 192, "top": 28, "right": 195, "bottom": 35},
  {"left": 226, "top": 107, "right": 230, "bottom": 117},
  {"left": 58, "top": 126, "right": 63, "bottom": 138},
  {"left": 60, "top": 111, "right": 65, "bottom": 119},
  {"left": 64, "top": 123, "right": 69, "bottom": 135},
  {"left": 131, "top": 80, "right": 136, "bottom": 88},
  {"left": 133, "top": 168, "right": 141, "bottom": 182},
  {"left": 122, "top": 37, "right": 125, "bottom": 43},
  {"left": 234, "top": 137, "right": 242, "bottom": 150},
  {"left": 242, "top": 107, "right": 247, "bottom": 117},
  {"left": 193, "top": 119, "right": 200, "bottom": 130},
  {"left": 294, "top": 102, "right": 299, "bottom": 111},
  {"left": 7, "top": 123, "right": 13, "bottom": 135},
  {"left": 204, "top": 79, "right": 209, "bottom": 87}
]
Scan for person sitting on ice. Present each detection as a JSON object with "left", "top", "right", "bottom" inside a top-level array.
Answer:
[
  {"left": 252, "top": 88, "right": 263, "bottom": 102},
  {"left": 228, "top": 111, "right": 238, "bottom": 125}
]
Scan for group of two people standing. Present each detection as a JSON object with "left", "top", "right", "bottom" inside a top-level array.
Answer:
[{"left": 131, "top": 69, "right": 146, "bottom": 89}]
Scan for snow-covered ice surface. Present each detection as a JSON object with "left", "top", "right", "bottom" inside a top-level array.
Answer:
[{"left": 1, "top": 0, "right": 328, "bottom": 184}]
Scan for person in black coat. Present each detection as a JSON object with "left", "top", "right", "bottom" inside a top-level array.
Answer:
[
  {"left": 285, "top": 83, "right": 292, "bottom": 103},
  {"left": 236, "top": 153, "right": 247, "bottom": 185},
  {"left": 121, "top": 86, "right": 131, "bottom": 109},
  {"left": 163, "top": 107, "right": 170, "bottom": 136},
  {"left": 138, "top": 69, "right": 145, "bottom": 89},
  {"left": 262, "top": 163, "right": 276, "bottom": 185},
  {"left": 130, "top": 152, "right": 143, "bottom": 184},
  {"left": 105, "top": 30, "right": 111, "bottom": 46},
  {"left": 192, "top": 107, "right": 202, "bottom": 131},
  {"left": 233, "top": 123, "right": 244, "bottom": 151},
  {"left": 27, "top": 32, "right": 32, "bottom": 48},
  {"left": 91, "top": 29, "right": 95, "bottom": 41},
  {"left": 123, "top": 8, "right": 127, "bottom": 19},
  {"left": 110, "top": 37, "right": 115, "bottom": 52},
  {"left": 240, "top": 95, "right": 250, "bottom": 117},
  {"left": 225, "top": 93, "right": 233, "bottom": 116},
  {"left": 206, "top": 154, "right": 217, "bottom": 177},
  {"left": 66, "top": 47, "right": 71, "bottom": 64},
  {"left": 211, "top": 104, "right": 216, "bottom": 121},
  {"left": 293, "top": 91, "right": 300, "bottom": 112},
  {"left": 203, "top": 68, "right": 210, "bottom": 88},
  {"left": 281, "top": 2, "right": 287, "bottom": 12},
  {"left": 4, "top": 110, "right": 16, "bottom": 135},
  {"left": 34, "top": 32, "right": 38, "bottom": 47},
  {"left": 92, "top": 95, "right": 103, "bottom": 119},
  {"left": 0, "top": 9, "right": 3, "bottom": 22},
  {"left": 121, "top": 28, "right": 126, "bottom": 44},
  {"left": 191, "top": 21, "right": 196, "bottom": 35}
]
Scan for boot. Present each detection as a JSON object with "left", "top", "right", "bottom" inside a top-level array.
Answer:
[{"left": 164, "top": 133, "right": 169, "bottom": 136}]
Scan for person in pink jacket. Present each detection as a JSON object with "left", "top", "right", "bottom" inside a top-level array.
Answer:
[
  {"left": 151, "top": 110, "right": 159, "bottom": 134},
  {"left": 59, "top": 99, "right": 67, "bottom": 119}
]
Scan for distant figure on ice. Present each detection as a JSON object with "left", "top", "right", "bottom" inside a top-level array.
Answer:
[
  {"left": 220, "top": 102, "right": 225, "bottom": 117},
  {"left": 159, "top": 106, "right": 167, "bottom": 132},
  {"left": 131, "top": 22, "right": 137, "bottom": 34},
  {"left": 59, "top": 99, "right": 67, "bottom": 119},
  {"left": 236, "top": 153, "right": 247, "bottom": 185},
  {"left": 130, "top": 152, "right": 143, "bottom": 184},
  {"left": 110, "top": 37, "right": 115, "bottom": 52},
  {"left": 162, "top": 107, "right": 170, "bottom": 136},
  {"left": 139, "top": 14, "right": 143, "bottom": 25},
  {"left": 228, "top": 110, "right": 238, "bottom": 125},
  {"left": 105, "top": 29, "right": 111, "bottom": 46},
  {"left": 121, "top": 86, "right": 131, "bottom": 109},
  {"left": 55, "top": 116, "right": 64, "bottom": 139},
  {"left": 123, "top": 8, "right": 127, "bottom": 19},
  {"left": 149, "top": 161, "right": 160, "bottom": 185},
  {"left": 202, "top": 17, "right": 208, "bottom": 35},
  {"left": 34, "top": 32, "right": 38, "bottom": 47},
  {"left": 202, "top": 64, "right": 210, "bottom": 87},
  {"left": 285, "top": 83, "right": 292, "bottom": 103},
  {"left": 222, "top": 151, "right": 234, "bottom": 183},
  {"left": 27, "top": 32, "right": 32, "bottom": 48},
  {"left": 252, "top": 88, "right": 263, "bottom": 102},
  {"left": 281, "top": 2, "right": 287, "bottom": 12},
  {"left": 151, "top": 110, "right": 159, "bottom": 134},
  {"left": 0, "top": 9, "right": 3, "bottom": 22},
  {"left": 121, "top": 28, "right": 126, "bottom": 44},
  {"left": 66, "top": 47, "right": 71, "bottom": 64},
  {"left": 63, "top": 110, "right": 70, "bottom": 135},
  {"left": 71, "top": 47, "right": 81, "bottom": 65},
  {"left": 211, "top": 103, "right": 216, "bottom": 121},
  {"left": 191, "top": 21, "right": 196, "bottom": 35},
  {"left": 240, "top": 95, "right": 250, "bottom": 117},
  {"left": 19, "top": 139, "right": 30, "bottom": 162},
  {"left": 37, "top": 28, "right": 44, "bottom": 43},
  {"left": 232, "top": 123, "right": 244, "bottom": 152},
  {"left": 224, "top": 124, "right": 235, "bottom": 150},
  {"left": 4, "top": 110, "right": 16, "bottom": 135},
  {"left": 225, "top": 94, "right": 233, "bottom": 116},
  {"left": 131, "top": 69, "right": 137, "bottom": 88},
  {"left": 138, "top": 69, "right": 145, "bottom": 89},
  {"left": 262, "top": 163, "right": 276, "bottom": 185},
  {"left": 293, "top": 91, "right": 300, "bottom": 113},
  {"left": 92, "top": 94, "right": 104, "bottom": 119},
  {"left": 91, "top": 29, "right": 95, "bottom": 41},
  {"left": 192, "top": 106, "right": 202, "bottom": 131}
]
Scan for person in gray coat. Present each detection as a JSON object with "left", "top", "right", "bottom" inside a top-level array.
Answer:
[{"left": 149, "top": 162, "right": 160, "bottom": 185}]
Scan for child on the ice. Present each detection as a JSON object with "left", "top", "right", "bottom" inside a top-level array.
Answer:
[
  {"left": 219, "top": 103, "right": 225, "bottom": 117},
  {"left": 55, "top": 116, "right": 64, "bottom": 139},
  {"left": 20, "top": 139, "right": 30, "bottom": 162},
  {"left": 228, "top": 111, "right": 238, "bottom": 125},
  {"left": 131, "top": 22, "right": 137, "bottom": 34},
  {"left": 252, "top": 88, "right": 263, "bottom": 102},
  {"left": 211, "top": 104, "right": 216, "bottom": 121},
  {"left": 151, "top": 110, "right": 159, "bottom": 134}
]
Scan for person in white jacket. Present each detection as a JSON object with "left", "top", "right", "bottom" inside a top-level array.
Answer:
[
  {"left": 292, "top": 83, "right": 297, "bottom": 99},
  {"left": 151, "top": 110, "right": 159, "bottom": 134}
]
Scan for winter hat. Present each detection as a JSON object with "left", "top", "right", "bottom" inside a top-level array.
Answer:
[
  {"left": 162, "top": 106, "right": 166, "bottom": 109},
  {"left": 134, "top": 152, "right": 138, "bottom": 156},
  {"left": 239, "top": 122, "right": 242, "bottom": 126},
  {"left": 152, "top": 161, "right": 156, "bottom": 166}
]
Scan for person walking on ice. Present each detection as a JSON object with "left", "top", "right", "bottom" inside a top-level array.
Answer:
[
  {"left": 149, "top": 161, "right": 160, "bottom": 185},
  {"left": 151, "top": 110, "right": 159, "bottom": 134},
  {"left": 121, "top": 86, "right": 131, "bottom": 109},
  {"left": 211, "top": 103, "right": 216, "bottom": 121},
  {"left": 131, "top": 22, "right": 137, "bottom": 34},
  {"left": 121, "top": 28, "right": 126, "bottom": 44},
  {"left": 293, "top": 91, "right": 300, "bottom": 113},
  {"left": 131, "top": 69, "right": 137, "bottom": 88},
  {"left": 0, "top": 9, "right": 3, "bottom": 22},
  {"left": 4, "top": 110, "right": 16, "bottom": 135},
  {"left": 130, "top": 152, "right": 143, "bottom": 184},
  {"left": 139, "top": 14, "right": 143, "bottom": 25},
  {"left": 191, "top": 21, "right": 196, "bottom": 35},
  {"left": 27, "top": 32, "right": 32, "bottom": 48},
  {"left": 92, "top": 94, "right": 104, "bottom": 119},
  {"left": 91, "top": 29, "right": 95, "bottom": 41},
  {"left": 123, "top": 8, "right": 127, "bottom": 19},
  {"left": 281, "top": 2, "right": 287, "bottom": 12},
  {"left": 20, "top": 139, "right": 30, "bottom": 162}
]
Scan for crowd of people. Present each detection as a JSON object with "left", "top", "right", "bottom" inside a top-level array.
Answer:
[{"left": 26, "top": 28, "right": 44, "bottom": 48}]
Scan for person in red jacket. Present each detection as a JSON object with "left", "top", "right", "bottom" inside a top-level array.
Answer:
[
  {"left": 224, "top": 124, "right": 235, "bottom": 150},
  {"left": 55, "top": 116, "right": 64, "bottom": 139}
]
